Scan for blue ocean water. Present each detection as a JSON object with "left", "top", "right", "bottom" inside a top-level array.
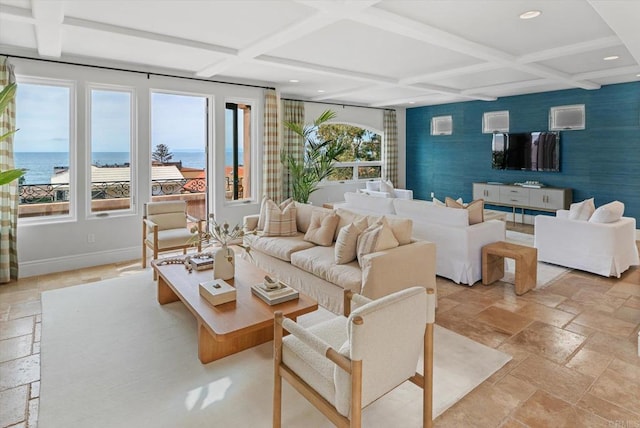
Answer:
[{"left": 14, "top": 150, "right": 234, "bottom": 184}]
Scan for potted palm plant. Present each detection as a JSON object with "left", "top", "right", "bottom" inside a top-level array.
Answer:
[
  {"left": 0, "top": 83, "right": 25, "bottom": 185},
  {"left": 282, "top": 109, "right": 348, "bottom": 203}
]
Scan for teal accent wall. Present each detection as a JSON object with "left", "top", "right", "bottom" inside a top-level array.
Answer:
[{"left": 406, "top": 81, "right": 640, "bottom": 223}]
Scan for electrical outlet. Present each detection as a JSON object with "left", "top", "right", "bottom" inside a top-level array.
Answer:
[
  {"left": 430, "top": 192, "right": 435, "bottom": 198},
  {"left": 87, "top": 233, "right": 95, "bottom": 243}
]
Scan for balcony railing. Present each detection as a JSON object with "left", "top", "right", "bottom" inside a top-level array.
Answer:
[{"left": 18, "top": 178, "right": 209, "bottom": 219}]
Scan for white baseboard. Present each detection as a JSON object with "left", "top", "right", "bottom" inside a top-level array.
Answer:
[{"left": 19, "top": 246, "right": 141, "bottom": 278}]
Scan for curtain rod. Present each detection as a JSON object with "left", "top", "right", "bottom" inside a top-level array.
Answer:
[
  {"left": 281, "top": 97, "right": 393, "bottom": 112},
  {"left": 2, "top": 53, "right": 275, "bottom": 90}
]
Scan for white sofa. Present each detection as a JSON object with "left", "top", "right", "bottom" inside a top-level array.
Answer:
[
  {"left": 243, "top": 202, "right": 436, "bottom": 314},
  {"left": 360, "top": 180, "right": 413, "bottom": 199},
  {"left": 535, "top": 210, "right": 639, "bottom": 277},
  {"left": 334, "top": 192, "right": 506, "bottom": 285}
]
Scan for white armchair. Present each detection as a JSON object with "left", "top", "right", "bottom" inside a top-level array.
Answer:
[
  {"left": 535, "top": 210, "right": 639, "bottom": 277},
  {"left": 361, "top": 180, "right": 413, "bottom": 199},
  {"left": 273, "top": 286, "right": 436, "bottom": 428}
]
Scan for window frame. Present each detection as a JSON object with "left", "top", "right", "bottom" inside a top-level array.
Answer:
[
  {"left": 86, "top": 83, "right": 137, "bottom": 219},
  {"left": 318, "top": 122, "right": 383, "bottom": 184},
  {"left": 223, "top": 97, "right": 256, "bottom": 205},
  {"left": 14, "top": 75, "right": 77, "bottom": 225}
]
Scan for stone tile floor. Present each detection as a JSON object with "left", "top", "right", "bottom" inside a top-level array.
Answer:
[{"left": 1, "top": 229, "right": 639, "bottom": 427}]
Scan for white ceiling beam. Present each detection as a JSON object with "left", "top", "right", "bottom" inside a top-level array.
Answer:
[
  {"left": 353, "top": 6, "right": 601, "bottom": 91},
  {"left": 573, "top": 65, "right": 640, "bottom": 80},
  {"left": 401, "top": 63, "right": 501, "bottom": 85},
  {"left": 369, "top": 93, "right": 461, "bottom": 108},
  {"left": 0, "top": 4, "right": 35, "bottom": 24},
  {"left": 517, "top": 36, "right": 621, "bottom": 64},
  {"left": 31, "top": 0, "right": 64, "bottom": 58},
  {"left": 461, "top": 79, "right": 551, "bottom": 96},
  {"left": 311, "top": 85, "right": 381, "bottom": 101},
  {"left": 63, "top": 16, "right": 237, "bottom": 56}
]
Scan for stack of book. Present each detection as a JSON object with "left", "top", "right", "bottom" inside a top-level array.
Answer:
[
  {"left": 190, "top": 255, "right": 213, "bottom": 271},
  {"left": 251, "top": 281, "right": 299, "bottom": 305}
]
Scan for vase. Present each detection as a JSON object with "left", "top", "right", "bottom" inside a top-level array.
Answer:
[{"left": 213, "top": 245, "right": 235, "bottom": 280}]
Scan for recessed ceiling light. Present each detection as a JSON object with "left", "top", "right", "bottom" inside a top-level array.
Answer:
[
  {"left": 636, "top": 73, "right": 640, "bottom": 77},
  {"left": 408, "top": 101, "right": 415, "bottom": 104},
  {"left": 603, "top": 55, "right": 619, "bottom": 61},
  {"left": 289, "top": 79, "right": 299, "bottom": 83},
  {"left": 317, "top": 89, "right": 325, "bottom": 93},
  {"left": 519, "top": 10, "right": 541, "bottom": 20}
]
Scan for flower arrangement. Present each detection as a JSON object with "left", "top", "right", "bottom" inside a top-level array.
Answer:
[{"left": 191, "top": 213, "right": 253, "bottom": 255}]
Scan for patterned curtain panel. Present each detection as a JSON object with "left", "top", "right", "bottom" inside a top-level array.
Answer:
[
  {"left": 382, "top": 109, "right": 398, "bottom": 185},
  {"left": 0, "top": 56, "right": 19, "bottom": 282},
  {"left": 262, "top": 89, "right": 282, "bottom": 202},
  {"left": 280, "top": 100, "right": 304, "bottom": 199}
]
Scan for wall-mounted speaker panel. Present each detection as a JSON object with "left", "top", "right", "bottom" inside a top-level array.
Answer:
[
  {"left": 482, "top": 110, "right": 509, "bottom": 133},
  {"left": 431, "top": 115, "right": 452, "bottom": 135},
  {"left": 549, "top": 104, "right": 585, "bottom": 130}
]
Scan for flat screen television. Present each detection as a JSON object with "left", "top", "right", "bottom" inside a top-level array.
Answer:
[{"left": 492, "top": 131, "right": 560, "bottom": 171}]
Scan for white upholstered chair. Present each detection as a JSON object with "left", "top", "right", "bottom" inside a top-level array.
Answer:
[
  {"left": 141, "top": 201, "right": 202, "bottom": 273},
  {"left": 273, "top": 286, "right": 436, "bottom": 428}
]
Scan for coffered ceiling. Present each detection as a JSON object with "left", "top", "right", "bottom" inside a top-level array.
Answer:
[{"left": 1, "top": 0, "right": 639, "bottom": 108}]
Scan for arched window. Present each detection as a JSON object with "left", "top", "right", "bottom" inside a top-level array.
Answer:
[{"left": 317, "top": 123, "right": 382, "bottom": 181}]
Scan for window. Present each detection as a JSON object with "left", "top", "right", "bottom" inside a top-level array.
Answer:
[
  {"left": 318, "top": 123, "right": 382, "bottom": 181},
  {"left": 14, "top": 79, "right": 74, "bottom": 219},
  {"left": 151, "top": 92, "right": 208, "bottom": 221},
  {"left": 224, "top": 102, "right": 252, "bottom": 201},
  {"left": 89, "top": 87, "right": 135, "bottom": 215}
]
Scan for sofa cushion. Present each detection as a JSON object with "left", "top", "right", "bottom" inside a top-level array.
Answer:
[
  {"left": 304, "top": 210, "right": 339, "bottom": 246},
  {"left": 589, "top": 201, "right": 624, "bottom": 224},
  {"left": 344, "top": 192, "right": 395, "bottom": 215},
  {"left": 568, "top": 198, "right": 595, "bottom": 221},
  {"left": 291, "top": 246, "right": 361, "bottom": 291},
  {"left": 246, "top": 233, "right": 315, "bottom": 262},
  {"left": 446, "top": 197, "right": 484, "bottom": 225},
  {"left": 367, "top": 215, "right": 412, "bottom": 246},
  {"left": 379, "top": 179, "right": 394, "bottom": 195},
  {"left": 334, "top": 218, "right": 368, "bottom": 264},
  {"left": 263, "top": 199, "right": 297, "bottom": 236},
  {"left": 365, "top": 181, "right": 381, "bottom": 192},
  {"left": 357, "top": 218, "right": 399, "bottom": 265},
  {"left": 335, "top": 208, "right": 369, "bottom": 241},
  {"left": 258, "top": 197, "right": 293, "bottom": 231},
  {"left": 393, "top": 198, "right": 469, "bottom": 227}
]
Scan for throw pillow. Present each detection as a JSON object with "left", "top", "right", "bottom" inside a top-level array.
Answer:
[
  {"left": 258, "top": 197, "right": 292, "bottom": 230},
  {"left": 367, "top": 215, "right": 413, "bottom": 245},
  {"left": 446, "top": 197, "right": 484, "bottom": 225},
  {"left": 432, "top": 197, "right": 445, "bottom": 207},
  {"left": 304, "top": 210, "right": 339, "bottom": 246},
  {"left": 365, "top": 181, "right": 381, "bottom": 192},
  {"left": 262, "top": 199, "right": 297, "bottom": 236},
  {"left": 568, "top": 198, "right": 595, "bottom": 221},
  {"left": 334, "top": 217, "right": 368, "bottom": 264},
  {"left": 379, "top": 179, "right": 394, "bottom": 195},
  {"left": 589, "top": 201, "right": 624, "bottom": 224},
  {"left": 356, "top": 218, "right": 399, "bottom": 266}
]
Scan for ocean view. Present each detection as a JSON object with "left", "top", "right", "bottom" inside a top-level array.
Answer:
[{"left": 14, "top": 151, "right": 228, "bottom": 184}]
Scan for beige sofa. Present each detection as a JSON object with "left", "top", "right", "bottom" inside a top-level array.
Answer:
[{"left": 244, "top": 202, "right": 436, "bottom": 314}]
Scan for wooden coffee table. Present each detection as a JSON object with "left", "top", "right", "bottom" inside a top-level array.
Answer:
[{"left": 152, "top": 256, "right": 318, "bottom": 364}]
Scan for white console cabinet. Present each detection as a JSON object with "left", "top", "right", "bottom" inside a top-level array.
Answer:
[{"left": 473, "top": 182, "right": 572, "bottom": 222}]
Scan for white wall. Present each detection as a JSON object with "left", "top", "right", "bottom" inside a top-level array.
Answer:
[{"left": 12, "top": 58, "right": 265, "bottom": 277}]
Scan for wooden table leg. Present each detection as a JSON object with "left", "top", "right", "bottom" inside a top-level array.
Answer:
[
  {"left": 514, "top": 253, "right": 537, "bottom": 295},
  {"left": 482, "top": 252, "right": 505, "bottom": 285},
  {"left": 198, "top": 322, "right": 275, "bottom": 364},
  {"left": 157, "top": 275, "right": 179, "bottom": 304}
]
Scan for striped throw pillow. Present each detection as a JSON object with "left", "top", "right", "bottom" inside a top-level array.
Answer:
[{"left": 263, "top": 199, "right": 297, "bottom": 236}]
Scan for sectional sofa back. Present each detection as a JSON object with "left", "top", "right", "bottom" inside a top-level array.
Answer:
[{"left": 393, "top": 198, "right": 469, "bottom": 228}]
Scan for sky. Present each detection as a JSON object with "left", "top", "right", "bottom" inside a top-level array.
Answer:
[{"left": 14, "top": 84, "right": 208, "bottom": 152}]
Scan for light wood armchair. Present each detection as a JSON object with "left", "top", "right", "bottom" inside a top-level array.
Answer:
[
  {"left": 141, "top": 201, "right": 202, "bottom": 277},
  {"left": 274, "top": 287, "right": 436, "bottom": 428}
]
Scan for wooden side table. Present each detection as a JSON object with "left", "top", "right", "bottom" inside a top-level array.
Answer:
[{"left": 482, "top": 241, "right": 537, "bottom": 295}]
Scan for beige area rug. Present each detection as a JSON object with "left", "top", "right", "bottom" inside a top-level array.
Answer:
[
  {"left": 40, "top": 274, "right": 511, "bottom": 428},
  {"left": 504, "top": 230, "right": 571, "bottom": 289}
]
